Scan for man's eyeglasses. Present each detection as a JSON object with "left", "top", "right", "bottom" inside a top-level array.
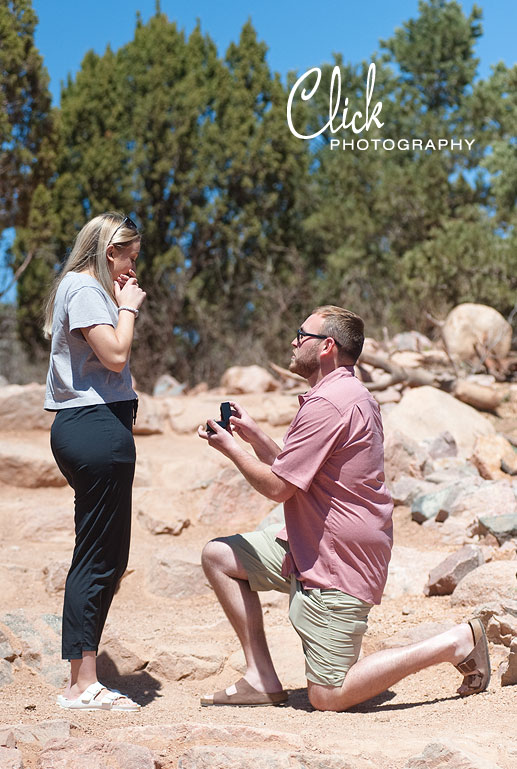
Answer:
[
  {"left": 107, "top": 215, "right": 138, "bottom": 246},
  {"left": 296, "top": 328, "right": 341, "bottom": 346}
]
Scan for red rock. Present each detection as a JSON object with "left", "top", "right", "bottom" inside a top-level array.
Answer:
[
  {"left": 146, "top": 549, "right": 210, "bottom": 599},
  {"left": 42, "top": 561, "right": 69, "bottom": 594},
  {"left": 178, "top": 747, "right": 356, "bottom": 769},
  {"left": 0, "top": 721, "right": 70, "bottom": 746},
  {"left": 486, "top": 614, "right": 517, "bottom": 647},
  {"left": 37, "top": 738, "right": 158, "bottom": 769},
  {"left": 383, "top": 430, "right": 427, "bottom": 483},
  {"left": 198, "top": 466, "right": 275, "bottom": 529},
  {"left": 133, "top": 393, "right": 163, "bottom": 435},
  {"left": 220, "top": 365, "right": 280, "bottom": 394},
  {"left": 384, "top": 387, "right": 495, "bottom": 458},
  {"left": 0, "top": 384, "right": 52, "bottom": 431},
  {"left": 146, "top": 647, "right": 224, "bottom": 681},
  {"left": 451, "top": 561, "right": 517, "bottom": 607},
  {"left": 471, "top": 434, "right": 517, "bottom": 480},
  {"left": 424, "top": 545, "right": 484, "bottom": 596},
  {"left": 404, "top": 740, "right": 502, "bottom": 768},
  {"left": 96, "top": 633, "right": 147, "bottom": 678},
  {"left": 0, "top": 440, "right": 66, "bottom": 488},
  {"left": 499, "top": 638, "right": 517, "bottom": 686}
]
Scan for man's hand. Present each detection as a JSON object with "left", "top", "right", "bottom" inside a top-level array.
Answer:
[
  {"left": 228, "top": 401, "right": 259, "bottom": 444},
  {"left": 198, "top": 417, "right": 296, "bottom": 503},
  {"left": 197, "top": 419, "right": 236, "bottom": 460}
]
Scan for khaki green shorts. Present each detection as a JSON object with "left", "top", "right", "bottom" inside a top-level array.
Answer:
[{"left": 225, "top": 524, "right": 372, "bottom": 687}]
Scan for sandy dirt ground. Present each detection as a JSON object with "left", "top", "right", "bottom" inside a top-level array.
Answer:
[{"left": 0, "top": 394, "right": 516, "bottom": 769}]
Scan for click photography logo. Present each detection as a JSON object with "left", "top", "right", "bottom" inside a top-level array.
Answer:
[{"left": 286, "top": 62, "right": 476, "bottom": 152}]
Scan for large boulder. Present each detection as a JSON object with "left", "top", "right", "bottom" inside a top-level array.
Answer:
[
  {"left": 0, "top": 383, "right": 52, "bottom": 431},
  {"left": 450, "top": 480, "right": 517, "bottom": 520},
  {"left": 442, "top": 303, "right": 512, "bottom": 363},
  {"left": 220, "top": 365, "right": 279, "bottom": 394},
  {"left": 0, "top": 440, "right": 66, "bottom": 488},
  {"left": 383, "top": 386, "right": 495, "bottom": 458},
  {"left": 146, "top": 549, "right": 210, "bottom": 599},
  {"left": 133, "top": 392, "right": 164, "bottom": 435},
  {"left": 198, "top": 467, "right": 276, "bottom": 529},
  {"left": 451, "top": 561, "right": 517, "bottom": 607}
]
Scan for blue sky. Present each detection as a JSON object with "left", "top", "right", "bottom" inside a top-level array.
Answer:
[{"left": 32, "top": 1, "right": 517, "bottom": 105}]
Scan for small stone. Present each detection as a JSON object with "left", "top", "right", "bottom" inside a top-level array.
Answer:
[
  {"left": 96, "top": 634, "right": 147, "bottom": 679},
  {"left": 404, "top": 740, "right": 502, "bottom": 768},
  {"left": 499, "top": 638, "right": 517, "bottom": 686},
  {"left": 486, "top": 614, "right": 517, "bottom": 647},
  {"left": 136, "top": 509, "right": 190, "bottom": 536},
  {"left": 411, "top": 485, "right": 461, "bottom": 524},
  {"left": 389, "top": 475, "right": 435, "bottom": 507},
  {"left": 42, "top": 562, "right": 69, "bottom": 594},
  {"left": 478, "top": 514, "right": 517, "bottom": 545},
  {"left": 0, "top": 660, "right": 13, "bottom": 689},
  {"left": 0, "top": 631, "right": 15, "bottom": 663},
  {"left": 471, "top": 434, "right": 517, "bottom": 480},
  {"left": 424, "top": 545, "right": 484, "bottom": 596}
]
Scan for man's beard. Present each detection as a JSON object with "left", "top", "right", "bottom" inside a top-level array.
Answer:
[{"left": 289, "top": 347, "right": 319, "bottom": 380}]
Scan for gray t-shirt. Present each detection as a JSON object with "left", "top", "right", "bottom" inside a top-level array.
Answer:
[{"left": 44, "top": 272, "right": 137, "bottom": 410}]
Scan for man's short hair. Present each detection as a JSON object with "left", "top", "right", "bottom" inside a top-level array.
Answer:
[{"left": 313, "top": 306, "right": 364, "bottom": 364}]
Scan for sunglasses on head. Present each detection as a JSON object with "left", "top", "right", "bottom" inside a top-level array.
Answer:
[{"left": 107, "top": 215, "right": 138, "bottom": 246}]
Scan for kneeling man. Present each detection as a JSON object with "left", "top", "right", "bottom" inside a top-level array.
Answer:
[{"left": 198, "top": 305, "right": 490, "bottom": 710}]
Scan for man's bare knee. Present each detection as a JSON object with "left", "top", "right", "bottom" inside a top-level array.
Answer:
[
  {"left": 307, "top": 681, "right": 343, "bottom": 712},
  {"left": 201, "top": 539, "right": 248, "bottom": 580}
]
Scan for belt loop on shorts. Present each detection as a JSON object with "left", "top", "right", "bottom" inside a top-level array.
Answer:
[{"left": 132, "top": 398, "right": 139, "bottom": 425}]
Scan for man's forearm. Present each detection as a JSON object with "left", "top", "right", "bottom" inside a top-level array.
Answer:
[
  {"left": 249, "top": 430, "right": 282, "bottom": 465},
  {"left": 227, "top": 442, "right": 294, "bottom": 503}
]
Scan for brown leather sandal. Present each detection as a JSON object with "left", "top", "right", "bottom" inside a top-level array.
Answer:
[
  {"left": 455, "top": 618, "right": 491, "bottom": 697},
  {"left": 200, "top": 677, "right": 288, "bottom": 707}
]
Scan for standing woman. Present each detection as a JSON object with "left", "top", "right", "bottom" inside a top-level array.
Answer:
[{"left": 44, "top": 212, "right": 146, "bottom": 711}]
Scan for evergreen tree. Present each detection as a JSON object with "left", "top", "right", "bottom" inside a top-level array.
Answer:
[{"left": 0, "top": 0, "right": 57, "bottom": 355}]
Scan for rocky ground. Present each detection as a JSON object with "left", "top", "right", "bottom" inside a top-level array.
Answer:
[{"left": 0, "top": 385, "right": 517, "bottom": 769}]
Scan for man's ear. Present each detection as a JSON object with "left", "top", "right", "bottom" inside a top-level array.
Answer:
[{"left": 320, "top": 338, "right": 334, "bottom": 358}]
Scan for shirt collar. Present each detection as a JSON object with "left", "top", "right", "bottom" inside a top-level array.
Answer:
[{"left": 298, "top": 365, "right": 355, "bottom": 405}]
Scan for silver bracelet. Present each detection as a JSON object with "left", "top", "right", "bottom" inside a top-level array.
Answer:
[{"left": 118, "top": 306, "right": 139, "bottom": 318}]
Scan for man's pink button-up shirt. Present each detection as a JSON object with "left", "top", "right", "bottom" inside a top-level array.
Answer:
[{"left": 271, "top": 366, "right": 393, "bottom": 605}]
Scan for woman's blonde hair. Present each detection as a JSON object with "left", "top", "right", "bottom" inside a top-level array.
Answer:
[{"left": 43, "top": 212, "right": 140, "bottom": 338}]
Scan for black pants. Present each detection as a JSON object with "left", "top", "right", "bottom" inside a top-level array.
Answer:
[{"left": 50, "top": 400, "right": 136, "bottom": 660}]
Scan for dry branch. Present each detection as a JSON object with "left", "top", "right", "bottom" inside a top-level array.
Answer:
[{"left": 0, "top": 250, "right": 33, "bottom": 300}]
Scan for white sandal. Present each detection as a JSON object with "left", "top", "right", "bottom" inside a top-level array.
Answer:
[{"left": 56, "top": 681, "right": 140, "bottom": 711}]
